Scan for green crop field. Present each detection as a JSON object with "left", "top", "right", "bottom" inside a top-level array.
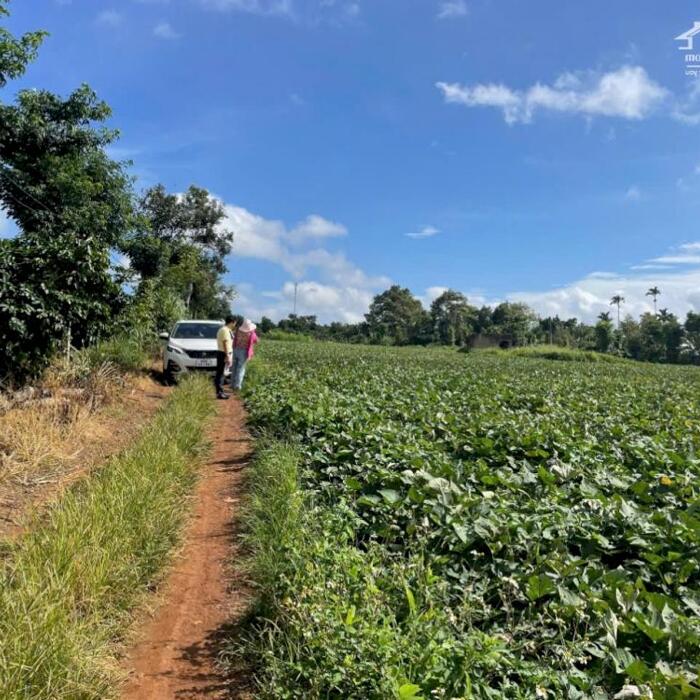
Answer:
[{"left": 243, "top": 341, "right": 700, "bottom": 700}]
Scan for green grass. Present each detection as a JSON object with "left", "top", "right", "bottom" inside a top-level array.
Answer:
[
  {"left": 0, "top": 375, "right": 213, "bottom": 700},
  {"left": 476, "top": 344, "right": 623, "bottom": 363},
  {"left": 262, "top": 329, "right": 314, "bottom": 342},
  {"left": 83, "top": 334, "right": 152, "bottom": 372}
]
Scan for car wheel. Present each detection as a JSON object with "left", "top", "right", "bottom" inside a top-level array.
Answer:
[{"left": 163, "top": 370, "right": 176, "bottom": 386}]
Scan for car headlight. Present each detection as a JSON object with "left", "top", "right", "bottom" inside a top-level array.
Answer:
[{"left": 167, "top": 345, "right": 184, "bottom": 355}]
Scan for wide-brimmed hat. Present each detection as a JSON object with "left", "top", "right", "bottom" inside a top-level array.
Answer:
[{"left": 239, "top": 319, "right": 256, "bottom": 333}]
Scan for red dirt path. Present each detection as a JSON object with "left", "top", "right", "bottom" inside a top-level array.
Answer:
[{"left": 120, "top": 395, "right": 253, "bottom": 699}]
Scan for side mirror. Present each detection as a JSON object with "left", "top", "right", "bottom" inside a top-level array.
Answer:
[{"left": 159, "top": 332, "right": 169, "bottom": 340}]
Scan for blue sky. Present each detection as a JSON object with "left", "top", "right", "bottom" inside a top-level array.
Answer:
[{"left": 4, "top": 0, "right": 700, "bottom": 322}]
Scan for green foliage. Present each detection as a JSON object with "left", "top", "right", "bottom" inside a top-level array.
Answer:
[
  {"left": 0, "top": 376, "right": 212, "bottom": 699},
  {"left": 121, "top": 183, "right": 234, "bottom": 319},
  {"left": 595, "top": 317, "right": 614, "bottom": 353},
  {"left": 243, "top": 342, "right": 700, "bottom": 698},
  {"left": 491, "top": 301, "right": 538, "bottom": 345},
  {"left": 430, "top": 289, "right": 477, "bottom": 346},
  {"left": 365, "top": 285, "right": 426, "bottom": 345},
  {"left": 0, "top": 81, "right": 133, "bottom": 381},
  {"left": 488, "top": 344, "right": 623, "bottom": 363},
  {"left": 0, "top": 1, "right": 46, "bottom": 87}
]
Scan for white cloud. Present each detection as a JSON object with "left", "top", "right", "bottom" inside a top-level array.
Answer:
[
  {"left": 220, "top": 201, "right": 389, "bottom": 322},
  {"left": 198, "top": 0, "right": 293, "bottom": 16},
  {"left": 226, "top": 203, "right": 700, "bottom": 326},
  {"left": 624, "top": 186, "right": 641, "bottom": 201},
  {"left": 221, "top": 203, "right": 379, "bottom": 284},
  {"left": 437, "top": 66, "right": 668, "bottom": 124},
  {"left": 153, "top": 21, "right": 181, "bottom": 39},
  {"left": 648, "top": 241, "right": 700, "bottom": 265},
  {"left": 629, "top": 264, "right": 673, "bottom": 271},
  {"left": 508, "top": 240, "right": 700, "bottom": 321},
  {"left": 510, "top": 267, "right": 700, "bottom": 322},
  {"left": 437, "top": 0, "right": 467, "bottom": 19},
  {"left": 406, "top": 225, "right": 440, "bottom": 239},
  {"left": 223, "top": 204, "right": 287, "bottom": 262},
  {"left": 96, "top": 9, "right": 123, "bottom": 27},
  {"left": 288, "top": 214, "right": 347, "bottom": 244},
  {"left": 671, "top": 81, "right": 700, "bottom": 125}
]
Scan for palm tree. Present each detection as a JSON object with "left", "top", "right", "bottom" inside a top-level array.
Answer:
[
  {"left": 610, "top": 295, "right": 625, "bottom": 329},
  {"left": 646, "top": 286, "right": 661, "bottom": 314},
  {"left": 658, "top": 308, "right": 672, "bottom": 322},
  {"left": 597, "top": 311, "right": 612, "bottom": 323}
]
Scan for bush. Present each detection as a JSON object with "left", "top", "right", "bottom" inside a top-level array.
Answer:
[{"left": 82, "top": 335, "right": 150, "bottom": 373}]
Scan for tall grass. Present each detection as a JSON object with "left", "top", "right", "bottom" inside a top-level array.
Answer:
[
  {"left": 476, "top": 344, "right": 623, "bottom": 363},
  {"left": 0, "top": 375, "right": 212, "bottom": 699}
]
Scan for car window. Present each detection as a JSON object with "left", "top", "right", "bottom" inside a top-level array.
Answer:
[{"left": 171, "top": 323, "right": 220, "bottom": 339}]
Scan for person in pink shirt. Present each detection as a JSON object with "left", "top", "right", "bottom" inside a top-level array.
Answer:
[{"left": 231, "top": 318, "right": 259, "bottom": 390}]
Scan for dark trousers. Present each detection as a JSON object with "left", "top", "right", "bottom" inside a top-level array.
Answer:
[{"left": 214, "top": 351, "right": 227, "bottom": 394}]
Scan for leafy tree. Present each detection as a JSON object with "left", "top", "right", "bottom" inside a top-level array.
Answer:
[
  {"left": 638, "top": 313, "right": 665, "bottom": 362},
  {"left": 594, "top": 316, "right": 614, "bottom": 353},
  {"left": 278, "top": 314, "right": 318, "bottom": 334},
  {"left": 430, "top": 290, "right": 476, "bottom": 345},
  {"left": 122, "top": 183, "right": 234, "bottom": 319},
  {"left": 365, "top": 285, "right": 425, "bottom": 345},
  {"left": 660, "top": 311, "right": 683, "bottom": 364},
  {"left": 620, "top": 316, "right": 641, "bottom": 360},
  {"left": 682, "top": 311, "right": 700, "bottom": 364},
  {"left": 0, "top": 1, "right": 46, "bottom": 87},
  {"left": 491, "top": 302, "right": 537, "bottom": 346},
  {"left": 259, "top": 316, "right": 276, "bottom": 333},
  {"left": 0, "top": 6, "right": 133, "bottom": 380},
  {"left": 474, "top": 306, "right": 494, "bottom": 334}
]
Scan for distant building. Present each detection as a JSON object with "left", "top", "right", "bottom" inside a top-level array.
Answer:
[{"left": 466, "top": 333, "right": 516, "bottom": 350}]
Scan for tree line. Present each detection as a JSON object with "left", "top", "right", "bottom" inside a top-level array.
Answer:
[
  {"left": 261, "top": 285, "right": 700, "bottom": 365},
  {"left": 0, "top": 3, "right": 233, "bottom": 382}
]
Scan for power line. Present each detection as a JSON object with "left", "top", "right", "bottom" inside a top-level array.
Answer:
[
  {"left": 3, "top": 188, "right": 44, "bottom": 217},
  {"left": 0, "top": 167, "right": 54, "bottom": 213}
]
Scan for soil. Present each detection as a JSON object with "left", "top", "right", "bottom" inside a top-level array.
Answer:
[
  {"left": 0, "top": 372, "right": 169, "bottom": 539},
  {"left": 120, "top": 394, "right": 254, "bottom": 700}
]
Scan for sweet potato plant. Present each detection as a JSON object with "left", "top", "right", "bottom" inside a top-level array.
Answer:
[{"left": 244, "top": 343, "right": 700, "bottom": 699}]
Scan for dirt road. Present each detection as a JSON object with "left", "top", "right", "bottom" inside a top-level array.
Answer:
[{"left": 121, "top": 394, "right": 253, "bottom": 699}]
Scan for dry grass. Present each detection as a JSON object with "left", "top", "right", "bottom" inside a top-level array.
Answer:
[
  {"left": 0, "top": 401, "right": 89, "bottom": 485},
  {"left": 0, "top": 361, "right": 168, "bottom": 535}
]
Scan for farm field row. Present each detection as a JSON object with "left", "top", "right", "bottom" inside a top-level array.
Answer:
[{"left": 244, "top": 342, "right": 700, "bottom": 699}]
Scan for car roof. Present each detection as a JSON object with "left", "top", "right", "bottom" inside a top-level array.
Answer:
[{"left": 173, "top": 319, "right": 223, "bottom": 325}]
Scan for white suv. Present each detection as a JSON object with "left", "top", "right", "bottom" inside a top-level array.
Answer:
[{"left": 160, "top": 319, "right": 230, "bottom": 384}]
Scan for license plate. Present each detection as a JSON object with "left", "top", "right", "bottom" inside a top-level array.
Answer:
[{"left": 194, "top": 359, "right": 216, "bottom": 368}]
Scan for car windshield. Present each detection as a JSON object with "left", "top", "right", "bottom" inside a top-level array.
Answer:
[{"left": 171, "top": 323, "right": 220, "bottom": 340}]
